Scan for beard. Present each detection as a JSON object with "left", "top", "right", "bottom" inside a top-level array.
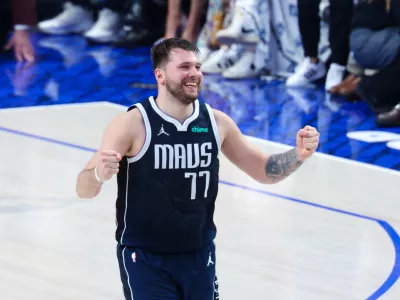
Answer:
[{"left": 165, "top": 78, "right": 200, "bottom": 104}]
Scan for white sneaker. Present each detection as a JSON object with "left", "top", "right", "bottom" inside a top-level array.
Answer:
[
  {"left": 198, "top": 47, "right": 212, "bottom": 63},
  {"left": 216, "top": 7, "right": 259, "bottom": 45},
  {"left": 202, "top": 45, "right": 241, "bottom": 74},
  {"left": 38, "top": 2, "right": 94, "bottom": 35},
  {"left": 286, "top": 57, "right": 326, "bottom": 87},
  {"left": 84, "top": 8, "right": 122, "bottom": 43},
  {"left": 325, "top": 63, "right": 346, "bottom": 91},
  {"left": 222, "top": 50, "right": 259, "bottom": 79}
]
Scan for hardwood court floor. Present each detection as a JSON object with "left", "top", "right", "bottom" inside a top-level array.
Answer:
[{"left": 0, "top": 103, "right": 399, "bottom": 299}]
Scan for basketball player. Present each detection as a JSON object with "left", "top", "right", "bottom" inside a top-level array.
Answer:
[{"left": 75, "top": 38, "right": 320, "bottom": 300}]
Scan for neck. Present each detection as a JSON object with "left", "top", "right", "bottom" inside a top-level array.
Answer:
[{"left": 155, "top": 91, "right": 194, "bottom": 123}]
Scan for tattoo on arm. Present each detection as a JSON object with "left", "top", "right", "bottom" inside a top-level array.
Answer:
[{"left": 265, "top": 148, "right": 303, "bottom": 183}]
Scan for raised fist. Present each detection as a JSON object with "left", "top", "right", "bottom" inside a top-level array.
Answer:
[
  {"left": 95, "top": 150, "right": 122, "bottom": 182},
  {"left": 296, "top": 125, "right": 320, "bottom": 161}
]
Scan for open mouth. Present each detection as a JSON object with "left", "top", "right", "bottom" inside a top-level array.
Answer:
[{"left": 183, "top": 82, "right": 198, "bottom": 92}]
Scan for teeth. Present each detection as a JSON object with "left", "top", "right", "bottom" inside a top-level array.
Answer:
[{"left": 185, "top": 82, "right": 197, "bottom": 87}]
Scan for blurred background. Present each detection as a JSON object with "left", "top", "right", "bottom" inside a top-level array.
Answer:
[{"left": 1, "top": 0, "right": 400, "bottom": 170}]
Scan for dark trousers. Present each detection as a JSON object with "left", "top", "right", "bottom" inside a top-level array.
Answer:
[
  {"left": 116, "top": 242, "right": 219, "bottom": 300},
  {"left": 297, "top": 0, "right": 353, "bottom": 66},
  {"left": 357, "top": 52, "right": 400, "bottom": 112},
  {"left": 0, "top": 26, "right": 10, "bottom": 49},
  {"left": 0, "top": 7, "right": 11, "bottom": 49},
  {"left": 70, "top": 0, "right": 127, "bottom": 13}
]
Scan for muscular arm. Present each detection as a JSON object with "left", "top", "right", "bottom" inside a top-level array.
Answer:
[
  {"left": 215, "top": 109, "right": 304, "bottom": 184},
  {"left": 76, "top": 111, "right": 139, "bottom": 199},
  {"left": 264, "top": 148, "right": 303, "bottom": 183}
]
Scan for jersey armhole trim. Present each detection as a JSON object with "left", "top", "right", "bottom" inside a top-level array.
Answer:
[
  {"left": 127, "top": 103, "right": 152, "bottom": 163},
  {"left": 205, "top": 104, "right": 221, "bottom": 152}
]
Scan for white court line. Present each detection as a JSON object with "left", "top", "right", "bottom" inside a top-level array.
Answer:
[
  {"left": 0, "top": 101, "right": 398, "bottom": 177},
  {"left": 101, "top": 101, "right": 400, "bottom": 178},
  {"left": 101, "top": 101, "right": 131, "bottom": 111},
  {"left": 245, "top": 135, "right": 400, "bottom": 177},
  {"left": 0, "top": 101, "right": 112, "bottom": 113}
]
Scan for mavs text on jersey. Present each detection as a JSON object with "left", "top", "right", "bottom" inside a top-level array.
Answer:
[{"left": 116, "top": 96, "right": 221, "bottom": 253}]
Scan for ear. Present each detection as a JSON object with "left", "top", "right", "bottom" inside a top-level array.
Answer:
[{"left": 154, "top": 68, "right": 166, "bottom": 85}]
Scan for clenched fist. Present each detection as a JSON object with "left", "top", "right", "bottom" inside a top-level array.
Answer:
[
  {"left": 95, "top": 150, "right": 122, "bottom": 182},
  {"left": 296, "top": 125, "right": 320, "bottom": 161}
]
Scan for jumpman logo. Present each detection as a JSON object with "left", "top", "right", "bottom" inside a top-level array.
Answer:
[
  {"left": 207, "top": 252, "right": 214, "bottom": 266},
  {"left": 158, "top": 124, "right": 169, "bottom": 136}
]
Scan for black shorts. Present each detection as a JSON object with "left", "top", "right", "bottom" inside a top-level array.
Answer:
[{"left": 116, "top": 242, "right": 220, "bottom": 300}]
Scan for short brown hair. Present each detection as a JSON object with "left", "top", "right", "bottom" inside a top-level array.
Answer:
[{"left": 150, "top": 38, "right": 200, "bottom": 70}]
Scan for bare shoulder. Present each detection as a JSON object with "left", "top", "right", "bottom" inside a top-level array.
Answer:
[
  {"left": 122, "top": 106, "right": 146, "bottom": 157},
  {"left": 111, "top": 106, "right": 144, "bottom": 128},
  {"left": 211, "top": 108, "right": 228, "bottom": 121},
  {"left": 83, "top": 106, "right": 145, "bottom": 169},
  {"left": 126, "top": 106, "right": 144, "bottom": 127},
  {"left": 100, "top": 106, "right": 146, "bottom": 156}
]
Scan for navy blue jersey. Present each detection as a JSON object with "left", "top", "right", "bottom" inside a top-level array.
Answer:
[{"left": 115, "top": 96, "right": 221, "bottom": 253}]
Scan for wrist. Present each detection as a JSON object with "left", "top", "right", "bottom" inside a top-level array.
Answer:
[
  {"left": 14, "top": 24, "right": 30, "bottom": 31},
  {"left": 94, "top": 166, "right": 104, "bottom": 184},
  {"left": 295, "top": 147, "right": 306, "bottom": 163}
]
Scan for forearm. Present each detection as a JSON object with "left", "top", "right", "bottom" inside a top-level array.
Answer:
[
  {"left": 263, "top": 148, "right": 303, "bottom": 184},
  {"left": 76, "top": 168, "right": 103, "bottom": 199}
]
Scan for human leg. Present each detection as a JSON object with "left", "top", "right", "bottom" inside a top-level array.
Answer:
[
  {"left": 180, "top": 242, "right": 219, "bottom": 300},
  {"left": 286, "top": 0, "right": 326, "bottom": 87},
  {"left": 298, "top": 0, "right": 321, "bottom": 60},
  {"left": 181, "top": 0, "right": 209, "bottom": 43},
  {"left": 37, "top": 0, "right": 94, "bottom": 35},
  {"left": 325, "top": 0, "right": 353, "bottom": 90},
  {"left": 116, "top": 244, "right": 181, "bottom": 300},
  {"left": 84, "top": 0, "right": 125, "bottom": 43}
]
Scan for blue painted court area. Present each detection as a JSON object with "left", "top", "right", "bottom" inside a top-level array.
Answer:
[{"left": 0, "top": 33, "right": 399, "bottom": 172}]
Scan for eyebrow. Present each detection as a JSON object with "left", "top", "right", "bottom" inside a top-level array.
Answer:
[{"left": 177, "top": 62, "right": 202, "bottom": 67}]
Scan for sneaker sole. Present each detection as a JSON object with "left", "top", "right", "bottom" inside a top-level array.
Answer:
[{"left": 38, "top": 24, "right": 94, "bottom": 35}]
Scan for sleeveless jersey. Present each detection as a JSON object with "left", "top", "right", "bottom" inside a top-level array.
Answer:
[{"left": 115, "top": 96, "right": 221, "bottom": 253}]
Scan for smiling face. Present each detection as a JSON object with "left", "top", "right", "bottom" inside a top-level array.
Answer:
[{"left": 155, "top": 48, "right": 203, "bottom": 105}]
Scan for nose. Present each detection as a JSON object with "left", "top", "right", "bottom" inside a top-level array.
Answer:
[{"left": 189, "top": 65, "right": 201, "bottom": 77}]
